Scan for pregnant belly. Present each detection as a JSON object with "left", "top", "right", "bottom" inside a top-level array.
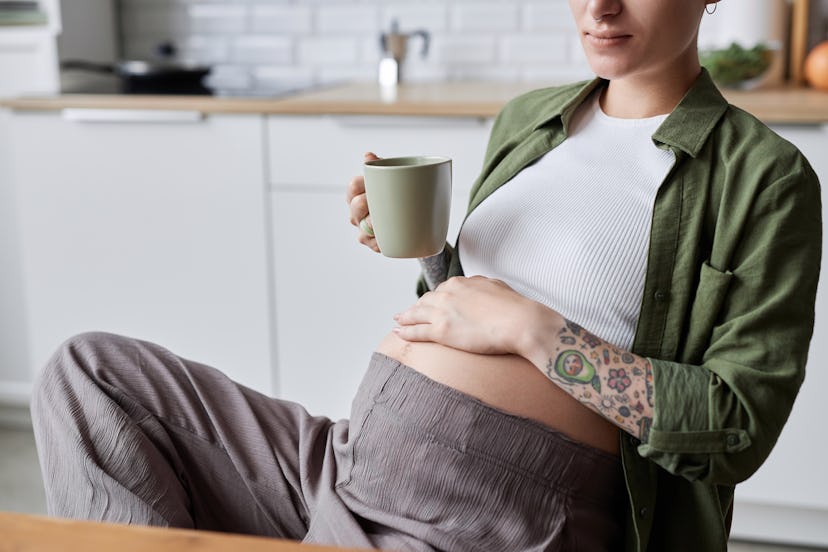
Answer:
[{"left": 375, "top": 332, "right": 620, "bottom": 455}]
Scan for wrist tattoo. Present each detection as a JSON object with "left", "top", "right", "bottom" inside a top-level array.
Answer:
[
  {"left": 543, "top": 317, "right": 655, "bottom": 442},
  {"left": 419, "top": 247, "right": 449, "bottom": 290}
]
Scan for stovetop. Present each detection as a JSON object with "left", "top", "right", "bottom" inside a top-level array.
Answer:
[{"left": 59, "top": 71, "right": 317, "bottom": 99}]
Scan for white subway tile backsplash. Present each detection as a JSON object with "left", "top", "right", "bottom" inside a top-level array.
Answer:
[
  {"left": 500, "top": 35, "right": 569, "bottom": 64},
  {"left": 522, "top": 2, "right": 576, "bottom": 32},
  {"left": 316, "top": 64, "right": 376, "bottom": 83},
  {"left": 205, "top": 64, "right": 253, "bottom": 91},
  {"left": 252, "top": 65, "right": 314, "bottom": 88},
  {"left": 233, "top": 36, "right": 292, "bottom": 65},
  {"left": 119, "top": 0, "right": 594, "bottom": 86},
  {"left": 436, "top": 35, "right": 497, "bottom": 64},
  {"left": 250, "top": 5, "right": 313, "bottom": 35},
  {"left": 450, "top": 3, "right": 519, "bottom": 33},
  {"left": 298, "top": 37, "right": 359, "bottom": 65},
  {"left": 187, "top": 5, "right": 247, "bottom": 33},
  {"left": 359, "top": 36, "right": 384, "bottom": 65},
  {"left": 178, "top": 35, "right": 231, "bottom": 64},
  {"left": 315, "top": 5, "right": 379, "bottom": 34},
  {"left": 402, "top": 62, "right": 450, "bottom": 83},
  {"left": 381, "top": 5, "right": 448, "bottom": 34}
]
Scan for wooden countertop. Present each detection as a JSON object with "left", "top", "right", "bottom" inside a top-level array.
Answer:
[
  {"left": 0, "top": 511, "right": 373, "bottom": 552},
  {"left": 2, "top": 81, "right": 828, "bottom": 123}
]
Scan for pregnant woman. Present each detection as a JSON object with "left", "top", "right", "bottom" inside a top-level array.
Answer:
[{"left": 31, "top": 0, "right": 821, "bottom": 551}]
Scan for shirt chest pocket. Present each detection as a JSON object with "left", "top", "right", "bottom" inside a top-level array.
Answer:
[{"left": 682, "top": 260, "right": 734, "bottom": 363}]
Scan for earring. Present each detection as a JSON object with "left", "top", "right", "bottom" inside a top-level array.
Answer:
[{"left": 705, "top": 2, "right": 718, "bottom": 14}]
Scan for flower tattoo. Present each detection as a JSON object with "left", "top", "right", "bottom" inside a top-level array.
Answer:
[{"left": 608, "top": 368, "right": 632, "bottom": 393}]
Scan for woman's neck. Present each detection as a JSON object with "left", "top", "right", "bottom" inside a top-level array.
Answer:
[{"left": 600, "top": 62, "right": 702, "bottom": 119}]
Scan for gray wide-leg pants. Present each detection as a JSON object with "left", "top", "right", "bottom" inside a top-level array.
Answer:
[{"left": 30, "top": 332, "right": 625, "bottom": 551}]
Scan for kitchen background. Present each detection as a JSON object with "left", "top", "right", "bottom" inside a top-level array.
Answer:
[
  {"left": 56, "top": 0, "right": 828, "bottom": 94},
  {"left": 3, "top": 1, "right": 828, "bottom": 551}
]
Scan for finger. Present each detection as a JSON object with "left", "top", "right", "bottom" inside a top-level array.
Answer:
[
  {"left": 349, "top": 194, "right": 369, "bottom": 226},
  {"left": 346, "top": 175, "right": 365, "bottom": 205},
  {"left": 346, "top": 153, "right": 380, "bottom": 204},
  {"left": 417, "top": 288, "right": 455, "bottom": 308},
  {"left": 393, "top": 324, "right": 433, "bottom": 342},
  {"left": 394, "top": 304, "right": 437, "bottom": 326},
  {"left": 357, "top": 231, "right": 380, "bottom": 253}
]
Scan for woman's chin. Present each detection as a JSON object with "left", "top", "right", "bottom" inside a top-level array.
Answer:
[{"left": 586, "top": 61, "right": 632, "bottom": 81}]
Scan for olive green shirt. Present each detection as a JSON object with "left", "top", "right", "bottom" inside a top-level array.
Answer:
[{"left": 422, "top": 69, "right": 822, "bottom": 551}]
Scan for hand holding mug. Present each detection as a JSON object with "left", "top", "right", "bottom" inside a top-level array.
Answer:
[
  {"left": 346, "top": 152, "right": 381, "bottom": 253},
  {"left": 347, "top": 152, "right": 452, "bottom": 258}
]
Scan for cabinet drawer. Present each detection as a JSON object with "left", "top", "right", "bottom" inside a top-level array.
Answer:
[{"left": 266, "top": 114, "right": 492, "bottom": 194}]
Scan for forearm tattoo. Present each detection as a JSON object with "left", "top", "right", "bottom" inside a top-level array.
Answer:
[
  {"left": 545, "top": 319, "right": 654, "bottom": 442},
  {"left": 418, "top": 247, "right": 450, "bottom": 291}
]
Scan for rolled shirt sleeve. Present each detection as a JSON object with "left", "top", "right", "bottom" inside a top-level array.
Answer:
[{"left": 639, "top": 166, "right": 822, "bottom": 486}]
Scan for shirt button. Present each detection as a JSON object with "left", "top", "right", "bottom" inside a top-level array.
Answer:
[
  {"left": 639, "top": 506, "right": 649, "bottom": 518},
  {"left": 727, "top": 434, "right": 740, "bottom": 447},
  {"left": 654, "top": 290, "right": 668, "bottom": 302}
]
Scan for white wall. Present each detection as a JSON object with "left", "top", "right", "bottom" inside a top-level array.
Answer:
[{"left": 0, "top": 108, "right": 32, "bottom": 404}]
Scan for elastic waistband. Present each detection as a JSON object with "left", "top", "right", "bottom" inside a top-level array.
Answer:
[{"left": 364, "top": 352, "right": 626, "bottom": 505}]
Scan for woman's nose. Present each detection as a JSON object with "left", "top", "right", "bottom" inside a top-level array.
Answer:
[{"left": 587, "top": 0, "right": 622, "bottom": 21}]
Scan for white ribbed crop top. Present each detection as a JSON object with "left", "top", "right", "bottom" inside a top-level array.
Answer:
[{"left": 458, "top": 91, "right": 676, "bottom": 350}]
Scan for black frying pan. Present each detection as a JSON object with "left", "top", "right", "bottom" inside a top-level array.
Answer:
[{"left": 61, "top": 42, "right": 213, "bottom": 95}]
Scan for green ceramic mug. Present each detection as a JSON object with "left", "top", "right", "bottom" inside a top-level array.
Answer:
[{"left": 364, "top": 156, "right": 452, "bottom": 258}]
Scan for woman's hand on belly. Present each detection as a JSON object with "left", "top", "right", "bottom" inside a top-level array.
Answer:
[
  {"left": 393, "top": 275, "right": 549, "bottom": 357},
  {"left": 390, "top": 274, "right": 655, "bottom": 446}
]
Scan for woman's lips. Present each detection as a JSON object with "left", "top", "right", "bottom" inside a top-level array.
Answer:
[{"left": 584, "top": 32, "right": 632, "bottom": 47}]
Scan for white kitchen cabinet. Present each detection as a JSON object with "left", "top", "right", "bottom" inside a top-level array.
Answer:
[
  {"left": 0, "top": 109, "right": 31, "bottom": 399},
  {"left": 729, "top": 124, "right": 828, "bottom": 547},
  {"left": 6, "top": 109, "right": 274, "bottom": 394},
  {"left": 268, "top": 114, "right": 491, "bottom": 419}
]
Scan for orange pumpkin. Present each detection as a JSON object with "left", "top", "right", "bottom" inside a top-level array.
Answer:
[{"left": 804, "top": 41, "right": 828, "bottom": 91}]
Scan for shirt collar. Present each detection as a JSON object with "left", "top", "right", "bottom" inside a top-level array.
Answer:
[{"left": 531, "top": 68, "right": 729, "bottom": 158}]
